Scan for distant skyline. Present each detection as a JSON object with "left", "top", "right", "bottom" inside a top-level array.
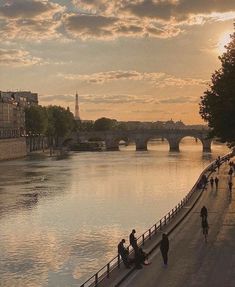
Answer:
[{"left": 0, "top": 0, "right": 234, "bottom": 124}]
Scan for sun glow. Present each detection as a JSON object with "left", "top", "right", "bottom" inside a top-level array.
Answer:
[{"left": 217, "top": 32, "right": 231, "bottom": 54}]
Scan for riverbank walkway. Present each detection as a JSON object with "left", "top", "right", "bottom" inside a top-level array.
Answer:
[
  {"left": 122, "top": 157, "right": 235, "bottom": 287},
  {"left": 87, "top": 156, "right": 235, "bottom": 287}
]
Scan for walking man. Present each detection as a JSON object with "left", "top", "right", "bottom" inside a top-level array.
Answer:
[
  {"left": 228, "top": 181, "right": 233, "bottom": 193},
  {"left": 210, "top": 177, "right": 214, "bottom": 189},
  {"left": 200, "top": 205, "right": 208, "bottom": 219},
  {"left": 215, "top": 177, "right": 219, "bottom": 189},
  {"left": 201, "top": 216, "right": 209, "bottom": 243},
  {"left": 160, "top": 233, "right": 169, "bottom": 267},
  {"left": 118, "top": 239, "right": 130, "bottom": 268}
]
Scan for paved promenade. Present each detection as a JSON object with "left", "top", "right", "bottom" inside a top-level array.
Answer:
[{"left": 122, "top": 158, "right": 235, "bottom": 287}]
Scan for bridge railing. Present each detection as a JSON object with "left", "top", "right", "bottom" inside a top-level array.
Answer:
[{"left": 80, "top": 151, "right": 233, "bottom": 287}]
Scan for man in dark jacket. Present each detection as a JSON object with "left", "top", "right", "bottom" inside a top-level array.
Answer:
[
  {"left": 129, "top": 229, "right": 138, "bottom": 252},
  {"left": 200, "top": 206, "right": 208, "bottom": 219},
  {"left": 160, "top": 233, "right": 169, "bottom": 266},
  {"left": 118, "top": 239, "right": 130, "bottom": 268}
]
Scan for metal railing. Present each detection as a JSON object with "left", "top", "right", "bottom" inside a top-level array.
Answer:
[
  {"left": 0, "top": 128, "right": 20, "bottom": 139},
  {"left": 80, "top": 152, "right": 233, "bottom": 287}
]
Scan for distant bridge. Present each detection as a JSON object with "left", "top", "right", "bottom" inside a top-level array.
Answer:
[{"left": 66, "top": 128, "right": 212, "bottom": 152}]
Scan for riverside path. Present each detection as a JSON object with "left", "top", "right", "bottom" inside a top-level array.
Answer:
[{"left": 121, "top": 157, "right": 235, "bottom": 287}]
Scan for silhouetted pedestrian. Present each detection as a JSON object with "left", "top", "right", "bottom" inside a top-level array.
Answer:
[
  {"left": 228, "top": 168, "right": 233, "bottom": 176},
  {"left": 215, "top": 177, "right": 219, "bottom": 189},
  {"left": 201, "top": 215, "right": 209, "bottom": 243},
  {"left": 228, "top": 181, "right": 233, "bottom": 193},
  {"left": 118, "top": 239, "right": 130, "bottom": 268},
  {"left": 160, "top": 233, "right": 169, "bottom": 267},
  {"left": 129, "top": 229, "right": 138, "bottom": 253},
  {"left": 210, "top": 177, "right": 214, "bottom": 188},
  {"left": 200, "top": 206, "right": 208, "bottom": 219}
]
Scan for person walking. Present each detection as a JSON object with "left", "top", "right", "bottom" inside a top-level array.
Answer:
[
  {"left": 201, "top": 216, "right": 209, "bottom": 243},
  {"left": 200, "top": 206, "right": 208, "bottom": 219},
  {"left": 228, "top": 167, "right": 233, "bottom": 176},
  {"left": 160, "top": 233, "right": 169, "bottom": 267},
  {"left": 210, "top": 177, "right": 214, "bottom": 188},
  {"left": 118, "top": 239, "right": 130, "bottom": 268},
  {"left": 228, "top": 181, "right": 233, "bottom": 193},
  {"left": 129, "top": 229, "right": 138, "bottom": 253},
  {"left": 215, "top": 177, "right": 219, "bottom": 189}
]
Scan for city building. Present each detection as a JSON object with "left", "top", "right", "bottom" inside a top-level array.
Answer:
[
  {"left": 0, "top": 90, "right": 38, "bottom": 134},
  {"left": 0, "top": 91, "right": 38, "bottom": 107}
]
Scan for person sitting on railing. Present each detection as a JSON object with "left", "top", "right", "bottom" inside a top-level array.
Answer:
[
  {"left": 129, "top": 229, "right": 138, "bottom": 253},
  {"left": 118, "top": 239, "right": 130, "bottom": 269},
  {"left": 137, "top": 247, "right": 150, "bottom": 265}
]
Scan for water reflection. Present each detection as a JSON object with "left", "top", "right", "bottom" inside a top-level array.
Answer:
[{"left": 0, "top": 139, "right": 230, "bottom": 286}]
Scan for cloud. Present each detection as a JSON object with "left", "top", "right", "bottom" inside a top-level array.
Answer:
[
  {"left": 41, "top": 94, "right": 75, "bottom": 102},
  {"left": 1, "top": 0, "right": 233, "bottom": 42},
  {"left": 0, "top": 48, "right": 42, "bottom": 66},
  {"left": 159, "top": 96, "right": 198, "bottom": 104},
  {"left": 58, "top": 70, "right": 207, "bottom": 87},
  {"left": 58, "top": 70, "right": 145, "bottom": 82},
  {"left": 0, "top": 0, "right": 63, "bottom": 19},
  {"left": 0, "top": 0, "right": 64, "bottom": 40},
  {"left": 64, "top": 13, "right": 118, "bottom": 39},
  {"left": 68, "top": 0, "right": 235, "bottom": 40},
  {"left": 63, "top": 12, "right": 183, "bottom": 39},
  {"left": 119, "top": 0, "right": 235, "bottom": 22},
  {"left": 41, "top": 93, "right": 157, "bottom": 105}
]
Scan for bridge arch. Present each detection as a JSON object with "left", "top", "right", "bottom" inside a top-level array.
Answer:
[{"left": 174, "top": 135, "right": 212, "bottom": 152}]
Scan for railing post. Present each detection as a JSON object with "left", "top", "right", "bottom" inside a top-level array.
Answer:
[
  {"left": 118, "top": 255, "right": 120, "bottom": 268},
  {"left": 164, "top": 216, "right": 167, "bottom": 225},
  {"left": 154, "top": 224, "right": 157, "bottom": 234},
  {"left": 142, "top": 234, "right": 145, "bottom": 245},
  {"left": 149, "top": 229, "right": 151, "bottom": 240},
  {"left": 95, "top": 273, "right": 98, "bottom": 286},
  {"left": 107, "top": 263, "right": 110, "bottom": 278},
  {"left": 160, "top": 219, "right": 162, "bottom": 230}
]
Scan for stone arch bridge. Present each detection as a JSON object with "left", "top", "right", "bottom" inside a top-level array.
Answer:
[{"left": 68, "top": 129, "right": 212, "bottom": 152}]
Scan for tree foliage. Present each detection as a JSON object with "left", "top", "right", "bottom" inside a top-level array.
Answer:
[
  {"left": 199, "top": 27, "right": 235, "bottom": 147},
  {"left": 93, "top": 117, "right": 118, "bottom": 131},
  {"left": 46, "top": 106, "right": 75, "bottom": 138},
  {"left": 25, "top": 105, "right": 48, "bottom": 135},
  {"left": 25, "top": 105, "right": 76, "bottom": 146}
]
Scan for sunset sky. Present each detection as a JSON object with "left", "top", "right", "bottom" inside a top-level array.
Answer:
[{"left": 0, "top": 0, "right": 234, "bottom": 123}]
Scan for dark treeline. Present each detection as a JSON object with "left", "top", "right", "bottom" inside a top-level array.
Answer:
[
  {"left": 25, "top": 105, "right": 76, "bottom": 147},
  {"left": 200, "top": 25, "right": 235, "bottom": 147}
]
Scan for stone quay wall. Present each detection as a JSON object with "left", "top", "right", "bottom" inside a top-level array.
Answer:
[{"left": 0, "top": 138, "right": 27, "bottom": 161}]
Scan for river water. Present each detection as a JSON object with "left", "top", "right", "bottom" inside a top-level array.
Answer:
[{"left": 0, "top": 139, "right": 230, "bottom": 287}]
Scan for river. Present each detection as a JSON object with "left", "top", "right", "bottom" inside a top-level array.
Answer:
[{"left": 0, "top": 139, "right": 230, "bottom": 286}]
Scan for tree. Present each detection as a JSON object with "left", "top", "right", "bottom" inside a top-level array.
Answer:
[
  {"left": 46, "top": 105, "right": 75, "bottom": 146},
  {"left": 76, "top": 120, "right": 94, "bottom": 131},
  {"left": 93, "top": 117, "right": 118, "bottom": 131},
  {"left": 199, "top": 27, "right": 235, "bottom": 147},
  {"left": 25, "top": 105, "right": 48, "bottom": 135}
]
